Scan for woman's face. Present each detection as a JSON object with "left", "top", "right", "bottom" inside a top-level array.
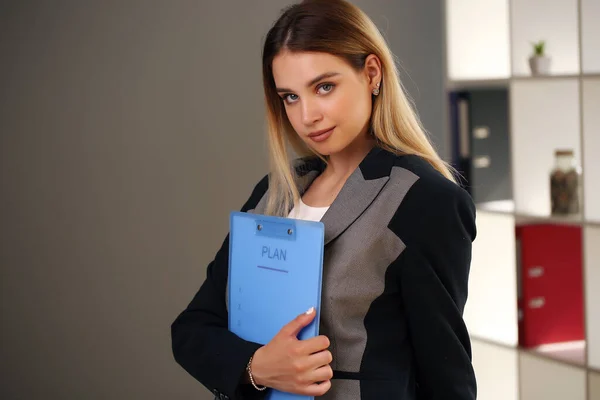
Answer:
[{"left": 272, "top": 51, "right": 381, "bottom": 156}]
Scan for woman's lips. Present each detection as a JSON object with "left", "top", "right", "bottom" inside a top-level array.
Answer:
[{"left": 308, "top": 127, "right": 335, "bottom": 143}]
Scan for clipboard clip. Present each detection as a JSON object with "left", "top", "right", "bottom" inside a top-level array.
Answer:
[{"left": 255, "top": 219, "right": 297, "bottom": 241}]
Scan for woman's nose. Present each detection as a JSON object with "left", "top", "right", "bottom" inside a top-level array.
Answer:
[{"left": 301, "top": 99, "right": 323, "bottom": 126}]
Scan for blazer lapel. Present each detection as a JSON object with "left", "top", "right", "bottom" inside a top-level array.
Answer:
[
  {"left": 251, "top": 147, "right": 394, "bottom": 245},
  {"left": 250, "top": 189, "right": 268, "bottom": 215},
  {"left": 320, "top": 168, "right": 389, "bottom": 245},
  {"left": 250, "top": 163, "right": 323, "bottom": 215}
]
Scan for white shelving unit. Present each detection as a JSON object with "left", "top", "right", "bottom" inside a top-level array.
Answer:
[
  {"left": 581, "top": 0, "right": 600, "bottom": 73},
  {"left": 520, "top": 352, "right": 587, "bottom": 400},
  {"left": 590, "top": 370, "right": 600, "bottom": 398},
  {"left": 585, "top": 226, "right": 600, "bottom": 370},
  {"left": 583, "top": 78, "right": 600, "bottom": 223},
  {"left": 444, "top": 0, "right": 600, "bottom": 398},
  {"left": 472, "top": 340, "right": 519, "bottom": 400},
  {"left": 464, "top": 212, "right": 518, "bottom": 346}
]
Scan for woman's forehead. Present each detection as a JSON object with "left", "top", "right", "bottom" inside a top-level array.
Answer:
[{"left": 272, "top": 51, "right": 351, "bottom": 87}]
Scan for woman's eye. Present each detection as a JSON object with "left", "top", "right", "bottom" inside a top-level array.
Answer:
[
  {"left": 317, "top": 83, "right": 334, "bottom": 94},
  {"left": 284, "top": 94, "right": 299, "bottom": 104},
  {"left": 281, "top": 84, "right": 333, "bottom": 104}
]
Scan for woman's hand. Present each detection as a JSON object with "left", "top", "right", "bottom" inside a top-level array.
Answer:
[{"left": 250, "top": 307, "right": 333, "bottom": 396}]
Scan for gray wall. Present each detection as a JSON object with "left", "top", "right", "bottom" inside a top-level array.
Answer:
[
  {"left": 0, "top": 1, "right": 445, "bottom": 399},
  {"left": 356, "top": 0, "right": 447, "bottom": 158}
]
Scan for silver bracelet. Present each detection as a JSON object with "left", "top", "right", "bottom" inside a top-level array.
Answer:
[{"left": 247, "top": 355, "right": 267, "bottom": 391}]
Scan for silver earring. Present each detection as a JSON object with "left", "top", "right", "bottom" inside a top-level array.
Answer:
[{"left": 372, "top": 82, "right": 380, "bottom": 96}]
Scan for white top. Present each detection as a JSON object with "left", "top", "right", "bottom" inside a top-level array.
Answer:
[{"left": 288, "top": 198, "right": 330, "bottom": 222}]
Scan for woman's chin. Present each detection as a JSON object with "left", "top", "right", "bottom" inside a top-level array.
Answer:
[{"left": 306, "top": 142, "right": 343, "bottom": 157}]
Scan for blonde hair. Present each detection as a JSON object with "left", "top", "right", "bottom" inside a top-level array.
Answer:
[{"left": 261, "top": 0, "right": 456, "bottom": 217}]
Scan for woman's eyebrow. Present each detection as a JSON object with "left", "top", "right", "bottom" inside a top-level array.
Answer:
[{"left": 276, "top": 72, "right": 341, "bottom": 93}]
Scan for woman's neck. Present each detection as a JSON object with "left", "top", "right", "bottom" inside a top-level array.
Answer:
[{"left": 323, "top": 136, "right": 376, "bottom": 181}]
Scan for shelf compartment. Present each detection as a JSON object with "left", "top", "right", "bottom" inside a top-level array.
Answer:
[
  {"left": 510, "top": 0, "right": 580, "bottom": 76},
  {"left": 445, "top": 0, "right": 510, "bottom": 81},
  {"left": 466, "top": 211, "right": 518, "bottom": 346},
  {"left": 471, "top": 339, "right": 519, "bottom": 400},
  {"left": 510, "top": 79, "right": 581, "bottom": 216}
]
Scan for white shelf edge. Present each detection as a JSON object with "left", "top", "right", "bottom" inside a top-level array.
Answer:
[
  {"left": 512, "top": 74, "right": 581, "bottom": 81},
  {"left": 521, "top": 344, "right": 588, "bottom": 371},
  {"left": 475, "top": 202, "right": 600, "bottom": 228},
  {"left": 471, "top": 335, "right": 591, "bottom": 371},
  {"left": 446, "top": 73, "right": 600, "bottom": 90},
  {"left": 446, "top": 78, "right": 510, "bottom": 91}
]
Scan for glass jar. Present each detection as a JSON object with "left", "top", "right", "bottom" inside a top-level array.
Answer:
[{"left": 550, "top": 149, "right": 581, "bottom": 215}]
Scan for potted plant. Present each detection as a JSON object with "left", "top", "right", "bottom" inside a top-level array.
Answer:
[{"left": 529, "top": 40, "right": 551, "bottom": 76}]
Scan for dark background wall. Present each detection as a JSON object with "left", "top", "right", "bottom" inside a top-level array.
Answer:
[{"left": 0, "top": 1, "right": 446, "bottom": 398}]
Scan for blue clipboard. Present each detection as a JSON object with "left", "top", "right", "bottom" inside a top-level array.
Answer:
[{"left": 228, "top": 211, "right": 325, "bottom": 400}]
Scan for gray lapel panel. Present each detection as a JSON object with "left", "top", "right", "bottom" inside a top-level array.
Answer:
[
  {"left": 319, "top": 166, "right": 420, "bottom": 376},
  {"left": 320, "top": 169, "right": 389, "bottom": 245},
  {"left": 297, "top": 170, "right": 321, "bottom": 195}
]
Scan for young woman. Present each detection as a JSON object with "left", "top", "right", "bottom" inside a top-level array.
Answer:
[{"left": 171, "top": 1, "right": 477, "bottom": 399}]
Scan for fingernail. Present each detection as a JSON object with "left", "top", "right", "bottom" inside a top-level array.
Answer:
[{"left": 305, "top": 307, "right": 315, "bottom": 315}]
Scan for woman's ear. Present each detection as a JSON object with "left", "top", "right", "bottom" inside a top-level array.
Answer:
[{"left": 364, "top": 54, "right": 382, "bottom": 92}]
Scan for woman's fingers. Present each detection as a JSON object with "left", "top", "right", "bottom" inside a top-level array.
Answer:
[
  {"left": 304, "top": 379, "right": 332, "bottom": 397},
  {"left": 299, "top": 335, "right": 330, "bottom": 354}
]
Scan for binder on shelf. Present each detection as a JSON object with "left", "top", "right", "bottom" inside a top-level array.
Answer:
[
  {"left": 516, "top": 224, "right": 584, "bottom": 348},
  {"left": 449, "top": 91, "right": 472, "bottom": 192},
  {"left": 449, "top": 88, "right": 512, "bottom": 204}
]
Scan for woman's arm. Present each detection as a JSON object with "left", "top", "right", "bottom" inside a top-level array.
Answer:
[
  {"left": 171, "top": 175, "right": 270, "bottom": 400},
  {"left": 394, "top": 178, "right": 477, "bottom": 400}
]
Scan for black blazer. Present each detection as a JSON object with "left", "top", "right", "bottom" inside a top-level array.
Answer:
[{"left": 171, "top": 147, "right": 477, "bottom": 400}]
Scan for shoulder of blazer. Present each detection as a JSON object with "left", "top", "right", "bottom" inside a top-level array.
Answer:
[
  {"left": 385, "top": 152, "right": 477, "bottom": 245},
  {"left": 240, "top": 174, "right": 270, "bottom": 212}
]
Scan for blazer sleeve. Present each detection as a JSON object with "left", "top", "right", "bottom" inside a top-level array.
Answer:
[
  {"left": 171, "top": 175, "right": 270, "bottom": 400},
  {"left": 396, "top": 179, "right": 477, "bottom": 400}
]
